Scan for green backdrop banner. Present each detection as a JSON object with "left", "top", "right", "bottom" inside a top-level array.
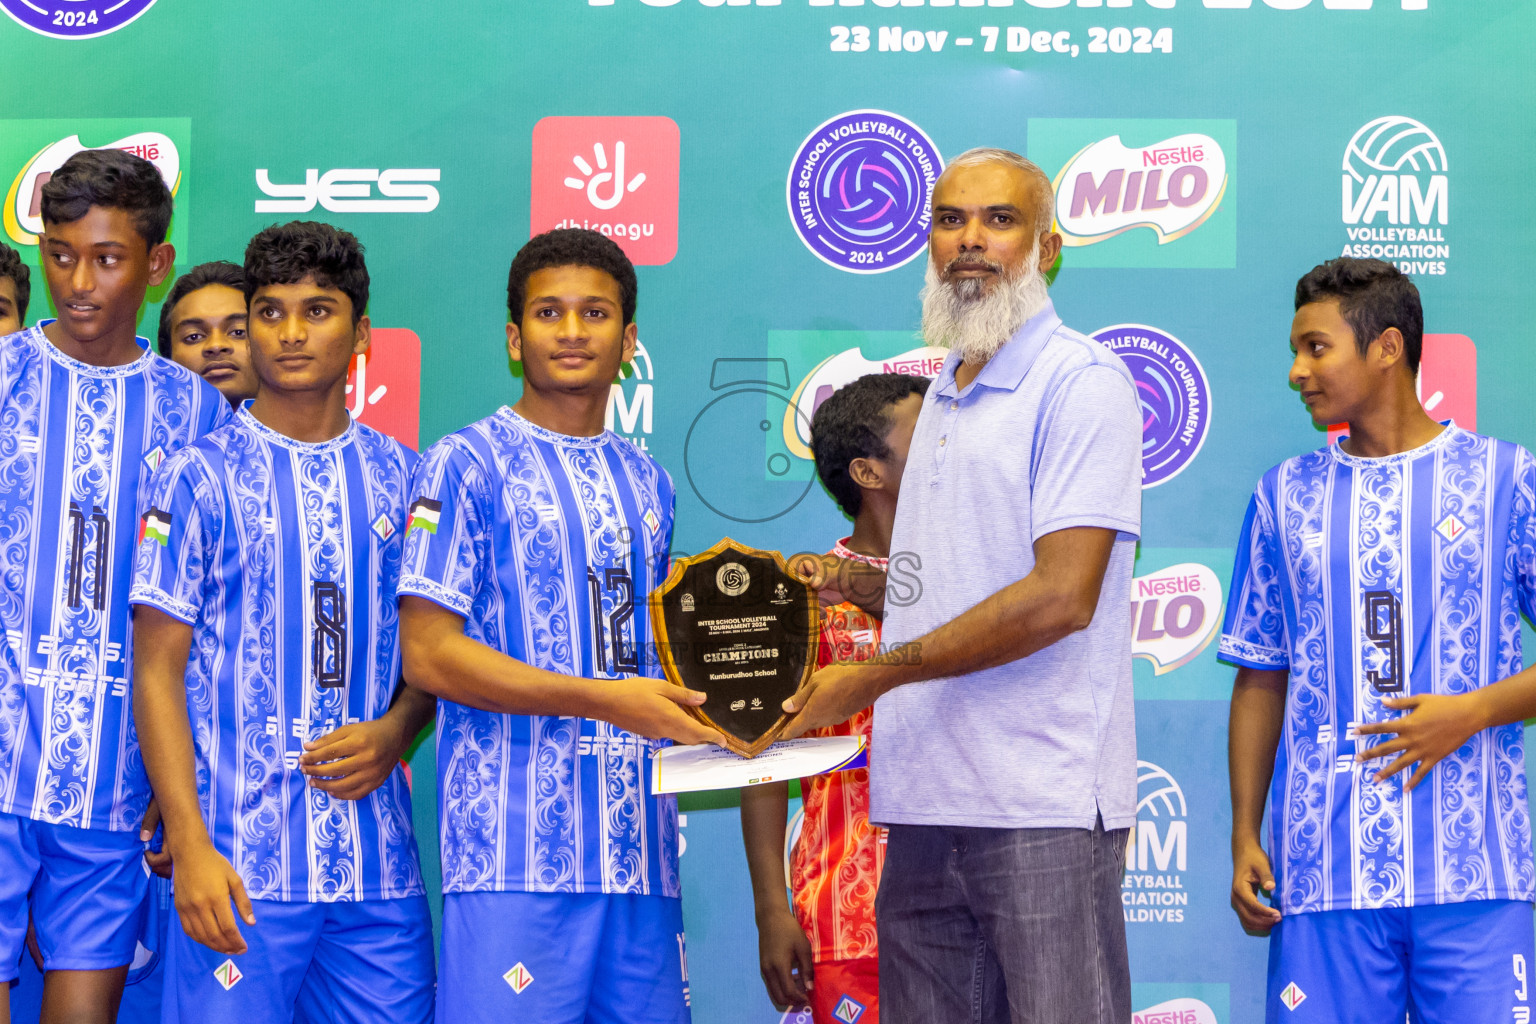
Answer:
[{"left": 2, "top": 2, "right": 1532, "bottom": 1021}]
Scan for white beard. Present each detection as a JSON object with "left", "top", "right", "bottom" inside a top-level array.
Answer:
[{"left": 920, "top": 244, "right": 1051, "bottom": 365}]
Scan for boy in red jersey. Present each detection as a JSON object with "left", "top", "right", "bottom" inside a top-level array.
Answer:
[{"left": 740, "top": 373, "right": 927, "bottom": 1024}]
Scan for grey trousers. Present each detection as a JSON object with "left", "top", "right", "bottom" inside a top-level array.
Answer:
[{"left": 875, "top": 817, "right": 1132, "bottom": 1024}]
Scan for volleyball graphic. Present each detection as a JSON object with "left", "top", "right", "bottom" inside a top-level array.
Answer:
[
  {"left": 1137, "top": 760, "right": 1187, "bottom": 819},
  {"left": 1343, "top": 116, "right": 1447, "bottom": 183}
]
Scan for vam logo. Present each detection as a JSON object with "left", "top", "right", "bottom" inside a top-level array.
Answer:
[
  {"left": 6, "top": 131, "right": 179, "bottom": 246},
  {"left": 1131, "top": 562, "right": 1222, "bottom": 675},
  {"left": 255, "top": 168, "right": 440, "bottom": 213},
  {"left": 1053, "top": 133, "right": 1227, "bottom": 247},
  {"left": 1123, "top": 760, "right": 1189, "bottom": 924},
  {"left": 781, "top": 344, "right": 946, "bottom": 459},
  {"left": 1340, "top": 116, "right": 1449, "bottom": 276},
  {"left": 1132, "top": 997, "right": 1218, "bottom": 1024},
  {"left": 531, "top": 116, "right": 680, "bottom": 265},
  {"left": 606, "top": 339, "right": 655, "bottom": 452},
  {"left": 0, "top": 0, "right": 156, "bottom": 39}
]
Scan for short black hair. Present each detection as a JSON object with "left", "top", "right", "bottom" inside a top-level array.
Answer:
[
  {"left": 507, "top": 228, "right": 637, "bottom": 325},
  {"left": 156, "top": 261, "right": 247, "bottom": 356},
  {"left": 243, "top": 221, "right": 368, "bottom": 324},
  {"left": 0, "top": 242, "right": 29, "bottom": 325},
  {"left": 811, "top": 373, "right": 931, "bottom": 518},
  {"left": 1295, "top": 257, "right": 1424, "bottom": 374},
  {"left": 40, "top": 148, "right": 174, "bottom": 249}
]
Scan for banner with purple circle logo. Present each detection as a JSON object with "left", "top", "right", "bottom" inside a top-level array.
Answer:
[
  {"left": 1093, "top": 323, "right": 1212, "bottom": 489},
  {"left": 786, "top": 110, "right": 942, "bottom": 275},
  {"left": 1, "top": 0, "right": 156, "bottom": 38}
]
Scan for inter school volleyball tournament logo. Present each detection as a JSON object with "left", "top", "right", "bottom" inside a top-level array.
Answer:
[
  {"left": 0, "top": 0, "right": 155, "bottom": 38},
  {"left": 787, "top": 110, "right": 943, "bottom": 274},
  {"left": 5, "top": 129, "right": 180, "bottom": 246},
  {"left": 1341, "top": 116, "right": 1449, "bottom": 276},
  {"left": 530, "top": 116, "right": 680, "bottom": 265},
  {"left": 1092, "top": 324, "right": 1211, "bottom": 489}
]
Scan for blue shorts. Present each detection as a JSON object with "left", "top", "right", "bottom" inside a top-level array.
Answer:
[
  {"left": 0, "top": 811, "right": 148, "bottom": 979},
  {"left": 1267, "top": 899, "right": 1536, "bottom": 1024},
  {"left": 163, "top": 895, "right": 434, "bottom": 1024},
  {"left": 438, "top": 892, "right": 690, "bottom": 1024}
]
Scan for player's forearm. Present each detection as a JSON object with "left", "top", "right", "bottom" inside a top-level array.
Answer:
[
  {"left": 1462, "top": 663, "right": 1536, "bottom": 732},
  {"left": 400, "top": 596, "right": 613, "bottom": 718},
  {"left": 848, "top": 528, "right": 1117, "bottom": 698},
  {"left": 1229, "top": 667, "right": 1287, "bottom": 849},
  {"left": 740, "top": 782, "right": 793, "bottom": 918},
  {"left": 131, "top": 607, "right": 213, "bottom": 853},
  {"left": 384, "top": 683, "right": 437, "bottom": 752}
]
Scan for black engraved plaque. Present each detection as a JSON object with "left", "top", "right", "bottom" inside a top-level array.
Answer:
[{"left": 650, "top": 538, "right": 818, "bottom": 758}]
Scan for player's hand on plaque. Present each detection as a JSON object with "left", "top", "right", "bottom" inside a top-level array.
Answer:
[
  {"left": 756, "top": 903, "right": 814, "bottom": 1010},
  {"left": 171, "top": 839, "right": 256, "bottom": 955},
  {"left": 781, "top": 662, "right": 874, "bottom": 738},
  {"left": 1229, "top": 837, "right": 1281, "bottom": 935},
  {"left": 138, "top": 798, "right": 173, "bottom": 878},
  {"left": 597, "top": 676, "right": 726, "bottom": 747},
  {"left": 300, "top": 717, "right": 411, "bottom": 800},
  {"left": 1354, "top": 692, "right": 1490, "bottom": 791}
]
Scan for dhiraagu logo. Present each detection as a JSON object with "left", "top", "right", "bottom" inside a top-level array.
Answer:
[
  {"left": 1029, "top": 119, "right": 1236, "bottom": 268},
  {"left": 2, "top": 118, "right": 190, "bottom": 253}
]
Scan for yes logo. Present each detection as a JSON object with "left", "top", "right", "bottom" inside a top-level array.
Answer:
[
  {"left": 347, "top": 328, "right": 421, "bottom": 449},
  {"left": 531, "top": 116, "right": 680, "bottom": 265},
  {"left": 254, "top": 168, "right": 440, "bottom": 213},
  {"left": 6, "top": 129, "right": 181, "bottom": 246}
]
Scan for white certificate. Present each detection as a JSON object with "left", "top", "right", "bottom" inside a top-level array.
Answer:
[{"left": 650, "top": 735, "right": 867, "bottom": 795}]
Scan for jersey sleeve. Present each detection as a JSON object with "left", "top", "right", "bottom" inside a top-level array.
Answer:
[
  {"left": 1030, "top": 363, "right": 1143, "bottom": 541},
  {"left": 129, "top": 453, "right": 214, "bottom": 626},
  {"left": 1219, "top": 481, "right": 1290, "bottom": 670},
  {"left": 1511, "top": 446, "right": 1536, "bottom": 625},
  {"left": 398, "top": 438, "right": 488, "bottom": 617}
]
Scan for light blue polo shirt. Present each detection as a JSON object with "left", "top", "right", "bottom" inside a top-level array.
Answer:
[{"left": 870, "top": 299, "right": 1143, "bottom": 831}]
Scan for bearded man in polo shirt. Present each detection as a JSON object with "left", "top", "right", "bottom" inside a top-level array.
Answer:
[{"left": 785, "top": 147, "right": 1143, "bottom": 1024}]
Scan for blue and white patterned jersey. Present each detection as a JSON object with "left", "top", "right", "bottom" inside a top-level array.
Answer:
[
  {"left": 130, "top": 407, "right": 425, "bottom": 902},
  {"left": 399, "top": 406, "right": 679, "bottom": 896},
  {"left": 0, "top": 325, "right": 230, "bottom": 832},
  {"left": 1221, "top": 426, "right": 1536, "bottom": 914}
]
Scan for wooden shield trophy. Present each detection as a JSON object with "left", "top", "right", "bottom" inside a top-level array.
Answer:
[{"left": 650, "top": 539, "right": 819, "bottom": 758}]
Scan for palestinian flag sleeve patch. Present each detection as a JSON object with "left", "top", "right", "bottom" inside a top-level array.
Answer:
[
  {"left": 139, "top": 508, "right": 172, "bottom": 547},
  {"left": 407, "top": 497, "right": 442, "bottom": 536}
]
